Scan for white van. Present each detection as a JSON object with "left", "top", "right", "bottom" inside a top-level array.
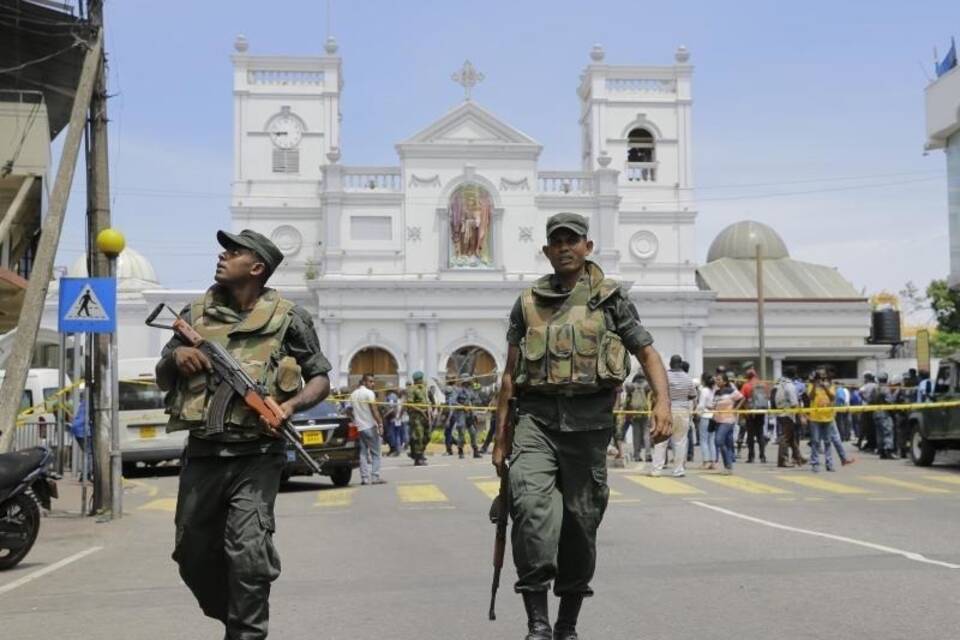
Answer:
[
  {"left": 118, "top": 357, "right": 186, "bottom": 470},
  {"left": 0, "top": 368, "right": 71, "bottom": 449}
]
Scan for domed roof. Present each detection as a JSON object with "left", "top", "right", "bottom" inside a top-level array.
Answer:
[
  {"left": 706, "top": 220, "right": 789, "bottom": 263},
  {"left": 68, "top": 247, "right": 158, "bottom": 282}
]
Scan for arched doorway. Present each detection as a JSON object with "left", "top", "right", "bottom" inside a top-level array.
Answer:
[
  {"left": 445, "top": 345, "right": 498, "bottom": 386},
  {"left": 348, "top": 347, "right": 398, "bottom": 391}
]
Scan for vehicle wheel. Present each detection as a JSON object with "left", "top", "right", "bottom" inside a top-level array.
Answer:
[
  {"left": 0, "top": 493, "right": 41, "bottom": 571},
  {"left": 330, "top": 467, "right": 352, "bottom": 487},
  {"left": 910, "top": 426, "right": 936, "bottom": 467}
]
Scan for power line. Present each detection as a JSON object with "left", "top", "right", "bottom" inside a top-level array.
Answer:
[{"left": 0, "top": 39, "right": 84, "bottom": 76}]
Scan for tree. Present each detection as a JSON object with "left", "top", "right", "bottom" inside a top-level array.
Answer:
[{"left": 927, "top": 279, "right": 960, "bottom": 333}]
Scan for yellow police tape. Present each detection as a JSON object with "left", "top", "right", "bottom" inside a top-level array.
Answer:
[
  {"left": 13, "top": 377, "right": 158, "bottom": 425},
  {"left": 331, "top": 397, "right": 960, "bottom": 417}
]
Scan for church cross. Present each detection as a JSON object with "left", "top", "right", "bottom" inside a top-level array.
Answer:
[{"left": 451, "top": 60, "right": 485, "bottom": 101}]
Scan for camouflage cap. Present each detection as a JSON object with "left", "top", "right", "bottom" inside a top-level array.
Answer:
[
  {"left": 546, "top": 212, "right": 589, "bottom": 238},
  {"left": 411, "top": 371, "right": 424, "bottom": 382},
  {"left": 217, "top": 229, "right": 284, "bottom": 274}
]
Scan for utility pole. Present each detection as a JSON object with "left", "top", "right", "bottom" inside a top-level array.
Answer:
[
  {"left": 86, "top": 0, "right": 114, "bottom": 514},
  {"left": 756, "top": 243, "right": 767, "bottom": 382},
  {"left": 0, "top": 34, "right": 104, "bottom": 453}
]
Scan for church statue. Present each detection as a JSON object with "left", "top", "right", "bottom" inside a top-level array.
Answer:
[{"left": 449, "top": 184, "right": 493, "bottom": 268}]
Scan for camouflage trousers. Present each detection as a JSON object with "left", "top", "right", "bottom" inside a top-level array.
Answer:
[{"left": 407, "top": 413, "right": 431, "bottom": 460}]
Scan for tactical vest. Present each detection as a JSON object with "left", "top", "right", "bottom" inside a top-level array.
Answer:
[
  {"left": 514, "top": 264, "right": 630, "bottom": 394},
  {"left": 165, "top": 287, "right": 303, "bottom": 438}
]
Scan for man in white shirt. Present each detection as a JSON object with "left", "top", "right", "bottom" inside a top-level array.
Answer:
[
  {"left": 350, "top": 373, "right": 386, "bottom": 485},
  {"left": 651, "top": 355, "right": 697, "bottom": 477}
]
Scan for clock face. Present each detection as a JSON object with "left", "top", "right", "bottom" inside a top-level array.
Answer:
[{"left": 268, "top": 114, "right": 304, "bottom": 149}]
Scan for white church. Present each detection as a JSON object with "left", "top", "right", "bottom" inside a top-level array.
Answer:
[{"left": 31, "top": 37, "right": 888, "bottom": 387}]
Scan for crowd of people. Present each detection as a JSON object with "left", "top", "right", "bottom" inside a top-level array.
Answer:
[
  {"left": 334, "top": 372, "right": 499, "bottom": 483},
  {"left": 335, "top": 359, "right": 935, "bottom": 485},
  {"left": 612, "top": 359, "right": 935, "bottom": 476}
]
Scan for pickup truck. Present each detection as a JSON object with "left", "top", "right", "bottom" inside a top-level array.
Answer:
[{"left": 908, "top": 356, "right": 960, "bottom": 465}]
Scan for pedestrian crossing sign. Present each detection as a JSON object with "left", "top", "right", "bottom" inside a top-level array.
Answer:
[{"left": 58, "top": 277, "right": 117, "bottom": 333}]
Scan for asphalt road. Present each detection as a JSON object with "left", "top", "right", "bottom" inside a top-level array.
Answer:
[{"left": 2, "top": 450, "right": 960, "bottom": 639}]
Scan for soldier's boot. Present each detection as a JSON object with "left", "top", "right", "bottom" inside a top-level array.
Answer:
[
  {"left": 458, "top": 447, "right": 465, "bottom": 459},
  {"left": 522, "top": 591, "right": 552, "bottom": 640},
  {"left": 553, "top": 594, "right": 583, "bottom": 640}
]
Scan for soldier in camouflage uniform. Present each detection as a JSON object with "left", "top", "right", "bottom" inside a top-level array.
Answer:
[
  {"left": 492, "top": 213, "right": 672, "bottom": 640},
  {"left": 406, "top": 371, "right": 432, "bottom": 466},
  {"left": 156, "top": 229, "right": 331, "bottom": 640}
]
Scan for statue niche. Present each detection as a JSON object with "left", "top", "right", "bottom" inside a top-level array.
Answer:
[{"left": 448, "top": 183, "right": 493, "bottom": 268}]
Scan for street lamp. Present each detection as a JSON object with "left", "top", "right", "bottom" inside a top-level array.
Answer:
[{"left": 96, "top": 228, "right": 124, "bottom": 519}]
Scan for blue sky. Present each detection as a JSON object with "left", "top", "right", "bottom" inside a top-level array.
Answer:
[{"left": 54, "top": 0, "right": 958, "bottom": 301}]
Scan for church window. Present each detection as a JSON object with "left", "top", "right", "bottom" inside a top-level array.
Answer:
[
  {"left": 448, "top": 184, "right": 494, "bottom": 269},
  {"left": 272, "top": 148, "right": 300, "bottom": 174},
  {"left": 627, "top": 127, "right": 655, "bottom": 163}
]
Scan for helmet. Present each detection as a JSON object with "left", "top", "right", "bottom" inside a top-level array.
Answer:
[
  {"left": 412, "top": 371, "right": 424, "bottom": 382},
  {"left": 877, "top": 372, "right": 889, "bottom": 383}
]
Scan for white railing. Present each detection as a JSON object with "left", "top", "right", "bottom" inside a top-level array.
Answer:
[
  {"left": 605, "top": 78, "right": 675, "bottom": 93},
  {"left": 343, "top": 167, "right": 402, "bottom": 191},
  {"left": 248, "top": 70, "right": 325, "bottom": 85},
  {"left": 625, "top": 162, "right": 657, "bottom": 183},
  {"left": 537, "top": 171, "right": 594, "bottom": 195}
]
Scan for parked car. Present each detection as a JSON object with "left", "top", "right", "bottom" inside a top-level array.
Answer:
[
  {"left": 283, "top": 400, "right": 359, "bottom": 486},
  {"left": 118, "top": 358, "right": 185, "bottom": 471},
  {"left": 908, "top": 355, "right": 960, "bottom": 466}
]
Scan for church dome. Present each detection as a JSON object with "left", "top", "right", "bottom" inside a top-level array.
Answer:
[
  {"left": 706, "top": 220, "right": 789, "bottom": 263},
  {"left": 67, "top": 247, "right": 160, "bottom": 292}
]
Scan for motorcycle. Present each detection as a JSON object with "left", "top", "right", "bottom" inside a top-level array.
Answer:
[{"left": 0, "top": 446, "right": 59, "bottom": 570}]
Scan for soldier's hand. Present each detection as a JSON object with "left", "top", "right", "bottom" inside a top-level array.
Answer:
[
  {"left": 173, "top": 346, "right": 212, "bottom": 376},
  {"left": 650, "top": 402, "right": 673, "bottom": 443},
  {"left": 491, "top": 444, "right": 507, "bottom": 478}
]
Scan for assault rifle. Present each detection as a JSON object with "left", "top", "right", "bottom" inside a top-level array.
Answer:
[
  {"left": 488, "top": 397, "right": 516, "bottom": 621},
  {"left": 146, "top": 303, "right": 325, "bottom": 475}
]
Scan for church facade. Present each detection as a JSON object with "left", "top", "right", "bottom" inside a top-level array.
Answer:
[
  {"left": 19, "top": 38, "right": 886, "bottom": 387},
  {"left": 225, "top": 37, "right": 712, "bottom": 389}
]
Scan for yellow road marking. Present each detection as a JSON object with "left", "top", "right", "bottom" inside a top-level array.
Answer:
[
  {"left": 474, "top": 481, "right": 500, "bottom": 499},
  {"left": 397, "top": 484, "right": 449, "bottom": 503},
  {"left": 776, "top": 475, "right": 871, "bottom": 494},
  {"left": 314, "top": 488, "right": 356, "bottom": 508},
  {"left": 123, "top": 478, "right": 159, "bottom": 497},
  {"left": 700, "top": 475, "right": 791, "bottom": 495},
  {"left": 137, "top": 498, "right": 177, "bottom": 512},
  {"left": 610, "top": 498, "right": 643, "bottom": 504},
  {"left": 860, "top": 475, "right": 951, "bottom": 494},
  {"left": 922, "top": 474, "right": 960, "bottom": 486},
  {"left": 625, "top": 475, "right": 704, "bottom": 495},
  {"left": 473, "top": 481, "right": 621, "bottom": 500}
]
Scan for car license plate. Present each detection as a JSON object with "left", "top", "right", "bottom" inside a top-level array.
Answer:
[
  {"left": 302, "top": 431, "right": 324, "bottom": 446},
  {"left": 140, "top": 426, "right": 158, "bottom": 439}
]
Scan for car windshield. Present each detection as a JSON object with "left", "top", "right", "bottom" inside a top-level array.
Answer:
[
  {"left": 119, "top": 379, "right": 166, "bottom": 411},
  {"left": 293, "top": 401, "right": 342, "bottom": 421}
]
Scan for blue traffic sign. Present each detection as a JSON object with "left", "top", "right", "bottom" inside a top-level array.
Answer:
[{"left": 58, "top": 277, "right": 117, "bottom": 334}]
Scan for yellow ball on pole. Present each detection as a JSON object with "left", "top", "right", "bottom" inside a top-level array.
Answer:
[{"left": 95, "top": 228, "right": 125, "bottom": 258}]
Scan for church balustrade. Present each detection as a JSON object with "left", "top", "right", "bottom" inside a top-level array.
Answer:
[
  {"left": 537, "top": 171, "right": 594, "bottom": 195},
  {"left": 625, "top": 162, "right": 658, "bottom": 183},
  {"left": 247, "top": 69, "right": 325, "bottom": 85},
  {"left": 605, "top": 78, "right": 675, "bottom": 93},
  {"left": 342, "top": 167, "right": 403, "bottom": 191}
]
